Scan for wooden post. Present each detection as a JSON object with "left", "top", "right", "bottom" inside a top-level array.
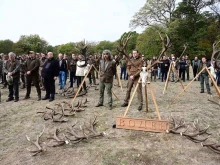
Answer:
[
  {"left": 148, "top": 83, "right": 161, "bottom": 120},
  {"left": 205, "top": 67, "right": 220, "bottom": 97},
  {"left": 163, "top": 63, "right": 172, "bottom": 94},
  {"left": 112, "top": 90, "right": 119, "bottom": 100},
  {"left": 145, "top": 85, "right": 148, "bottom": 112},
  {"left": 116, "top": 69, "right": 123, "bottom": 92},
  {"left": 123, "top": 77, "right": 141, "bottom": 117},
  {"left": 71, "top": 65, "right": 93, "bottom": 104},
  {"left": 170, "top": 67, "right": 206, "bottom": 104}
]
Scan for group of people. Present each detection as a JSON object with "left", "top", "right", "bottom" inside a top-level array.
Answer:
[{"left": 0, "top": 49, "right": 218, "bottom": 110}]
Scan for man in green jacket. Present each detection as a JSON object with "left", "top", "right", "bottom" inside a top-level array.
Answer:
[
  {"left": 24, "top": 51, "right": 41, "bottom": 100},
  {"left": 95, "top": 50, "right": 116, "bottom": 110}
]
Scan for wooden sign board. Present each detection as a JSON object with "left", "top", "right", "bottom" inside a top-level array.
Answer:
[{"left": 116, "top": 117, "right": 169, "bottom": 133}]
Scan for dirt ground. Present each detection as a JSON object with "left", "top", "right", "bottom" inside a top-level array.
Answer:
[{"left": 0, "top": 70, "right": 220, "bottom": 165}]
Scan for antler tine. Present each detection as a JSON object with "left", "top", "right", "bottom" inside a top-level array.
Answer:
[
  {"left": 123, "top": 32, "right": 132, "bottom": 47},
  {"left": 165, "top": 34, "right": 171, "bottom": 47}
]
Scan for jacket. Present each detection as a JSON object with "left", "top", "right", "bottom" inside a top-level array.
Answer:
[
  {"left": 3, "top": 59, "right": 20, "bottom": 78},
  {"left": 41, "top": 57, "right": 59, "bottom": 78},
  {"left": 26, "top": 58, "right": 40, "bottom": 75},
  {"left": 179, "top": 60, "right": 187, "bottom": 70},
  {"left": 99, "top": 59, "right": 116, "bottom": 83},
  {"left": 69, "top": 58, "right": 77, "bottom": 72},
  {"left": 161, "top": 59, "right": 170, "bottom": 71},
  {"left": 59, "top": 59, "right": 68, "bottom": 72},
  {"left": 198, "top": 62, "right": 211, "bottom": 75},
  {"left": 76, "top": 60, "right": 87, "bottom": 76},
  {"left": 127, "top": 56, "right": 143, "bottom": 78},
  {"left": 119, "top": 58, "right": 127, "bottom": 68}
]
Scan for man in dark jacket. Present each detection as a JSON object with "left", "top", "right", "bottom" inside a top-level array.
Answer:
[
  {"left": 119, "top": 55, "right": 127, "bottom": 80},
  {"left": 95, "top": 50, "right": 116, "bottom": 110},
  {"left": 87, "top": 55, "right": 97, "bottom": 85},
  {"left": 69, "top": 54, "right": 77, "bottom": 87},
  {"left": 3, "top": 52, "right": 20, "bottom": 102},
  {"left": 41, "top": 52, "right": 59, "bottom": 101},
  {"left": 198, "top": 57, "right": 211, "bottom": 94},
  {"left": 161, "top": 56, "right": 170, "bottom": 82},
  {"left": 179, "top": 56, "right": 187, "bottom": 82},
  {"left": 192, "top": 56, "right": 200, "bottom": 80},
  {"left": 24, "top": 51, "right": 41, "bottom": 100},
  {"left": 58, "top": 53, "right": 68, "bottom": 89}
]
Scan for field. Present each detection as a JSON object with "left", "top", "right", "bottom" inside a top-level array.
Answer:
[{"left": 0, "top": 71, "right": 220, "bottom": 165}]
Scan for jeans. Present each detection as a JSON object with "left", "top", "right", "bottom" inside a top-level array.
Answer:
[
  {"left": 200, "top": 73, "right": 210, "bottom": 92},
  {"left": 58, "top": 71, "right": 66, "bottom": 89},
  {"left": 179, "top": 69, "right": 185, "bottom": 81},
  {"left": 158, "top": 67, "right": 161, "bottom": 79},
  {"left": 216, "top": 71, "right": 220, "bottom": 85},
  {"left": 120, "top": 67, "right": 127, "bottom": 80},
  {"left": 8, "top": 77, "right": 19, "bottom": 99}
]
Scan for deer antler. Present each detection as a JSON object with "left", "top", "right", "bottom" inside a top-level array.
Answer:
[
  {"left": 151, "top": 32, "right": 172, "bottom": 67},
  {"left": 179, "top": 44, "right": 188, "bottom": 59},
  {"left": 47, "top": 128, "right": 67, "bottom": 147},
  {"left": 201, "top": 143, "right": 220, "bottom": 154},
  {"left": 117, "top": 32, "right": 132, "bottom": 58},
  {"left": 211, "top": 41, "right": 220, "bottom": 63},
  {"left": 26, "top": 126, "right": 45, "bottom": 156}
]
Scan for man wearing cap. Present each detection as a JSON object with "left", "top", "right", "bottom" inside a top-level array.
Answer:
[
  {"left": 24, "top": 51, "right": 41, "bottom": 101},
  {"left": 95, "top": 50, "right": 116, "bottom": 110},
  {"left": 121, "top": 50, "right": 143, "bottom": 111},
  {"left": 3, "top": 52, "right": 20, "bottom": 102}
]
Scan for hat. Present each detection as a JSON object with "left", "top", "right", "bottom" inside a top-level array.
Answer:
[{"left": 6, "top": 75, "right": 13, "bottom": 85}]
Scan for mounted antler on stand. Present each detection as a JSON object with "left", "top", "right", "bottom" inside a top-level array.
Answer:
[
  {"left": 117, "top": 32, "right": 132, "bottom": 59},
  {"left": 211, "top": 41, "right": 220, "bottom": 69},
  {"left": 151, "top": 32, "right": 172, "bottom": 68},
  {"left": 179, "top": 44, "right": 188, "bottom": 59}
]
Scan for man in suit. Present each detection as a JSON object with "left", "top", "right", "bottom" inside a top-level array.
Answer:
[{"left": 95, "top": 50, "right": 116, "bottom": 110}]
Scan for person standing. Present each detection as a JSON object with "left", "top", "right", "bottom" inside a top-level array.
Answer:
[
  {"left": 121, "top": 50, "right": 143, "bottom": 111},
  {"left": 0, "top": 55, "right": 3, "bottom": 84},
  {"left": 161, "top": 56, "right": 170, "bottom": 82},
  {"left": 2, "top": 54, "right": 9, "bottom": 89},
  {"left": 39, "top": 53, "right": 47, "bottom": 90},
  {"left": 87, "top": 55, "right": 96, "bottom": 85},
  {"left": 170, "top": 56, "right": 176, "bottom": 82},
  {"left": 94, "top": 54, "right": 100, "bottom": 79},
  {"left": 151, "top": 56, "right": 158, "bottom": 82},
  {"left": 185, "top": 55, "right": 191, "bottom": 80},
  {"left": 76, "top": 55, "right": 87, "bottom": 93},
  {"left": 69, "top": 54, "right": 77, "bottom": 87},
  {"left": 95, "top": 50, "right": 116, "bottom": 110},
  {"left": 192, "top": 56, "right": 200, "bottom": 80},
  {"left": 41, "top": 52, "right": 59, "bottom": 101},
  {"left": 119, "top": 55, "right": 127, "bottom": 80},
  {"left": 179, "top": 56, "right": 187, "bottom": 82},
  {"left": 20, "top": 55, "right": 26, "bottom": 89},
  {"left": 58, "top": 53, "right": 67, "bottom": 90},
  {"left": 63, "top": 54, "right": 69, "bottom": 86},
  {"left": 198, "top": 57, "right": 211, "bottom": 94},
  {"left": 24, "top": 51, "right": 41, "bottom": 100},
  {"left": 3, "top": 52, "right": 20, "bottom": 102}
]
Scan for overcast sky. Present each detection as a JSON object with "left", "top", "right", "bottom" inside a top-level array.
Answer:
[{"left": 0, "top": 0, "right": 146, "bottom": 46}]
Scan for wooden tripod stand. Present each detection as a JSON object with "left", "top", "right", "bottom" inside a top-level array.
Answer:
[
  {"left": 163, "top": 62, "right": 185, "bottom": 94},
  {"left": 170, "top": 67, "right": 220, "bottom": 105},
  {"left": 116, "top": 76, "right": 169, "bottom": 133}
]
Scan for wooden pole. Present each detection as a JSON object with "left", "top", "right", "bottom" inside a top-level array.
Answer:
[
  {"left": 170, "top": 67, "right": 206, "bottom": 104},
  {"left": 112, "top": 90, "right": 119, "bottom": 100},
  {"left": 148, "top": 83, "right": 161, "bottom": 120},
  {"left": 123, "top": 77, "right": 141, "bottom": 117},
  {"left": 205, "top": 67, "right": 220, "bottom": 97},
  {"left": 145, "top": 85, "right": 148, "bottom": 112},
  {"left": 71, "top": 65, "right": 93, "bottom": 104},
  {"left": 173, "top": 66, "right": 185, "bottom": 90},
  {"left": 163, "top": 63, "right": 172, "bottom": 94},
  {"left": 116, "top": 68, "right": 123, "bottom": 92}
]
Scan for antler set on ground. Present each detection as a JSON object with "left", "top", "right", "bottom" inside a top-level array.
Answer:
[
  {"left": 26, "top": 116, "right": 105, "bottom": 156},
  {"left": 37, "top": 99, "right": 88, "bottom": 122},
  {"left": 167, "top": 115, "right": 220, "bottom": 154}
]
